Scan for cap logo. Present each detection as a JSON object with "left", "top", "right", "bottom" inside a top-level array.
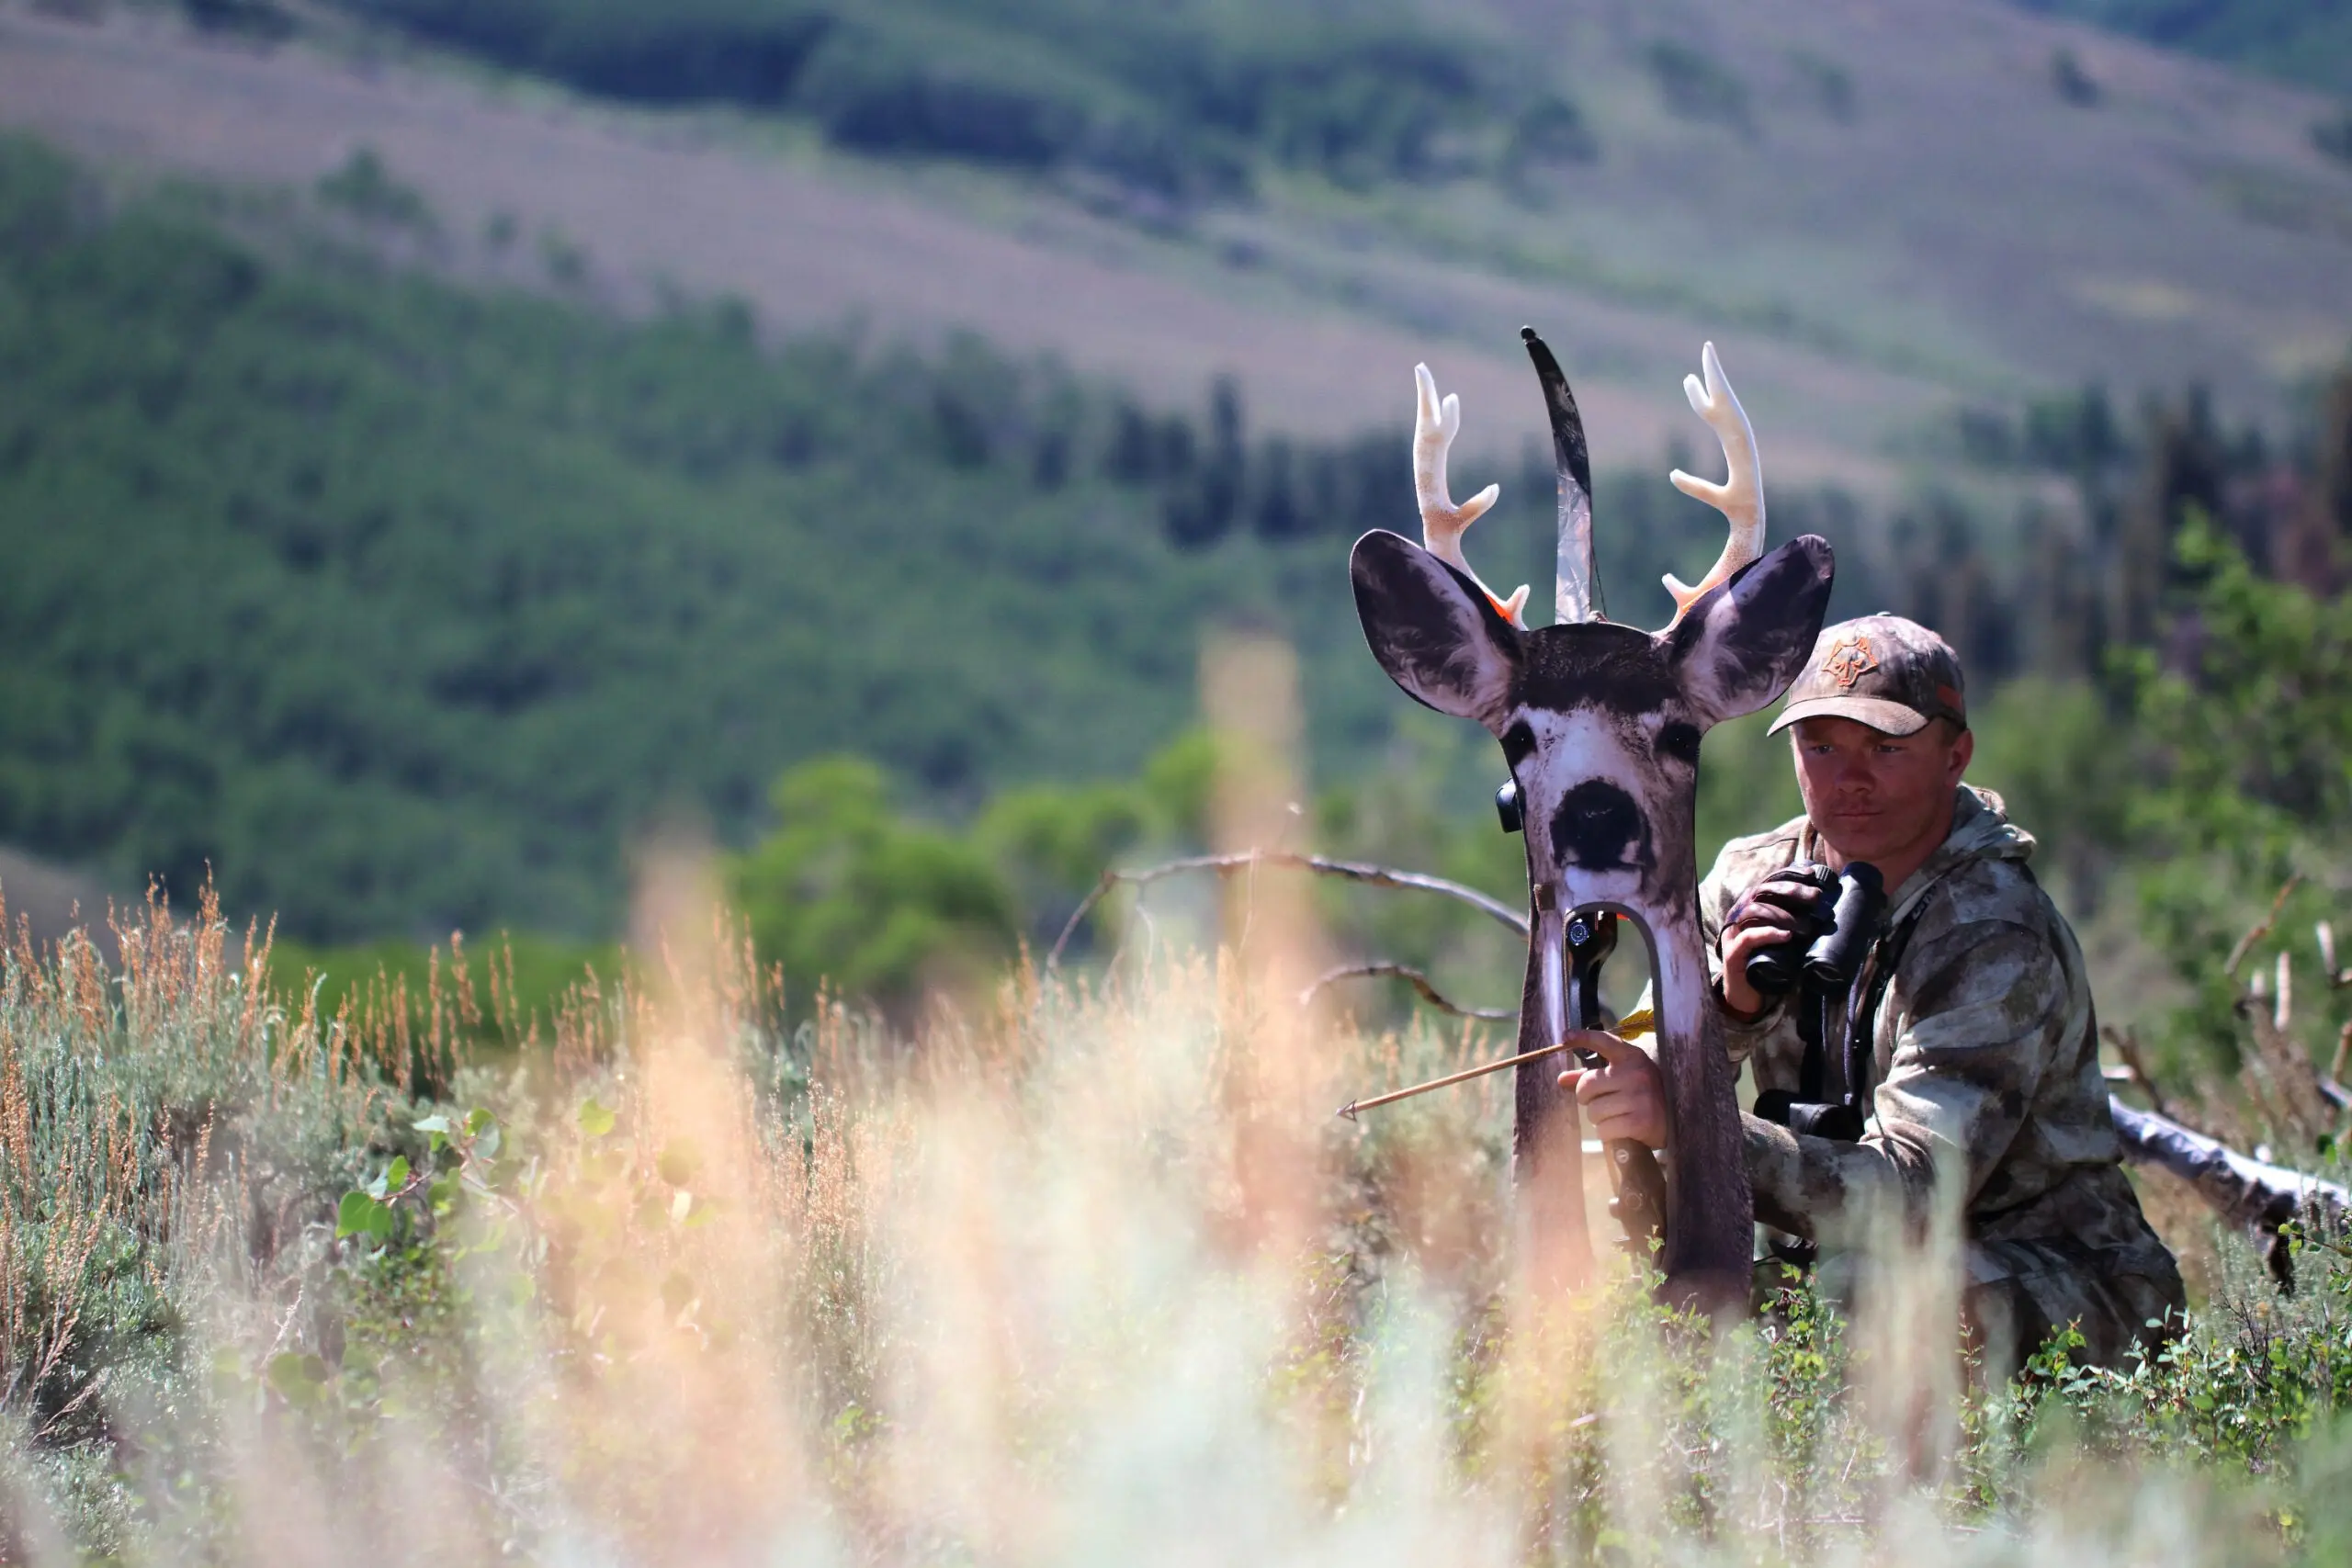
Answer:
[{"left": 1822, "top": 634, "right": 1878, "bottom": 692}]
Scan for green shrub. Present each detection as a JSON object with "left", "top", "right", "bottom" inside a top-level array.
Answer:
[
  {"left": 729, "top": 757, "right": 1020, "bottom": 1012},
  {"left": 314, "top": 147, "right": 436, "bottom": 231}
]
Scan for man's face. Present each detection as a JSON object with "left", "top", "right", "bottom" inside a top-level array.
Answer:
[{"left": 1789, "top": 715, "right": 1973, "bottom": 866}]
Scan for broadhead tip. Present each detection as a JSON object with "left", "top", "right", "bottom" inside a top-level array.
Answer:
[{"left": 1337, "top": 1102, "right": 1360, "bottom": 1122}]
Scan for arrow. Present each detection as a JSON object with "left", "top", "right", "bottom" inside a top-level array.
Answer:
[{"left": 1335, "top": 1009, "right": 1654, "bottom": 1121}]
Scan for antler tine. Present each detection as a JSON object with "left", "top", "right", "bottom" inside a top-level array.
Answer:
[
  {"left": 1414, "top": 364, "right": 1530, "bottom": 628},
  {"left": 1661, "top": 342, "right": 1765, "bottom": 628}
]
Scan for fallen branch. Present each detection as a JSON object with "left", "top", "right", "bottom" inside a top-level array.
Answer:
[
  {"left": 1045, "top": 850, "right": 1528, "bottom": 969},
  {"left": 1299, "top": 961, "right": 1516, "bottom": 1021},
  {"left": 2110, "top": 1096, "right": 2350, "bottom": 1235}
]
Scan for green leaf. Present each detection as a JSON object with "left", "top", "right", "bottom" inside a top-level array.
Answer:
[
  {"left": 336, "top": 1190, "right": 394, "bottom": 1242},
  {"left": 427, "top": 1174, "right": 459, "bottom": 1215},
  {"left": 658, "top": 1139, "right": 702, "bottom": 1187},
  {"left": 467, "top": 1107, "right": 503, "bottom": 1158},
  {"left": 384, "top": 1155, "right": 411, "bottom": 1190},
  {"left": 578, "top": 1098, "right": 616, "bottom": 1138},
  {"left": 266, "top": 1352, "right": 331, "bottom": 1406}
]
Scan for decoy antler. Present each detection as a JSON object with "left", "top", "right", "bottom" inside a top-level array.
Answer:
[
  {"left": 1662, "top": 342, "right": 1766, "bottom": 629},
  {"left": 1413, "top": 363, "right": 1529, "bottom": 628}
]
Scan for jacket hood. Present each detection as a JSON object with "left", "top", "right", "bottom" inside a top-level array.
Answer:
[
  {"left": 1942, "top": 784, "right": 2034, "bottom": 865},
  {"left": 1887, "top": 784, "right": 2034, "bottom": 913}
]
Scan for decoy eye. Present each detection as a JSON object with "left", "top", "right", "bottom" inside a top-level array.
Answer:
[{"left": 1657, "top": 722, "right": 1702, "bottom": 765}]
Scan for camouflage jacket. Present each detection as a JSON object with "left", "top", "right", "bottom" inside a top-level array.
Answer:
[{"left": 1701, "top": 786, "right": 2176, "bottom": 1284}]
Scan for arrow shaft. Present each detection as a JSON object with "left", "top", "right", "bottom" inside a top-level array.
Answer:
[{"left": 1340, "top": 1039, "right": 1575, "bottom": 1119}]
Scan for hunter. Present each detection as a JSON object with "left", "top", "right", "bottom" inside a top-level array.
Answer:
[{"left": 1563, "top": 614, "right": 2186, "bottom": 1371}]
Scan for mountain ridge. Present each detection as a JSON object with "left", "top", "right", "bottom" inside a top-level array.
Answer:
[{"left": 2, "top": 0, "right": 2346, "bottom": 490}]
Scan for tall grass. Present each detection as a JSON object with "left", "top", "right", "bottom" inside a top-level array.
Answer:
[{"left": 2, "top": 866, "right": 2352, "bottom": 1562}]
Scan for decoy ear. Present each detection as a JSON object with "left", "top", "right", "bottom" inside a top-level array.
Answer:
[
  {"left": 1668, "top": 535, "right": 1835, "bottom": 728},
  {"left": 1350, "top": 529, "right": 1521, "bottom": 732}
]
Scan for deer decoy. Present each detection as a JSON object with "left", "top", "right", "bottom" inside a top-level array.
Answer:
[{"left": 1350, "top": 330, "right": 1835, "bottom": 1307}]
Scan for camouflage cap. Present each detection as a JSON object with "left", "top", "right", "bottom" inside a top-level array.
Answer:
[{"left": 1766, "top": 615, "right": 1967, "bottom": 737}]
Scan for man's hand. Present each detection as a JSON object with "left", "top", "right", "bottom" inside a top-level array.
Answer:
[
  {"left": 1719, "top": 863, "right": 1838, "bottom": 1016},
  {"left": 1557, "top": 1032, "right": 1667, "bottom": 1150}
]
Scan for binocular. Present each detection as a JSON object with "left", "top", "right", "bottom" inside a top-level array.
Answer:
[
  {"left": 1746, "top": 861, "right": 1889, "bottom": 1145},
  {"left": 1742, "top": 862, "right": 1886, "bottom": 996}
]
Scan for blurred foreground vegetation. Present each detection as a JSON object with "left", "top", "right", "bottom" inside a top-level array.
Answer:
[{"left": 8, "top": 874, "right": 2352, "bottom": 1562}]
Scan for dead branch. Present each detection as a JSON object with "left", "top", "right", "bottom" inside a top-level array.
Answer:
[
  {"left": 1299, "top": 961, "right": 1516, "bottom": 1021},
  {"left": 2230, "top": 932, "right": 2340, "bottom": 1146},
  {"left": 2319, "top": 919, "right": 2351, "bottom": 988},
  {"left": 2237, "top": 989, "right": 2329, "bottom": 1146},
  {"left": 2225, "top": 874, "right": 2302, "bottom": 979},
  {"left": 2101, "top": 1023, "right": 2170, "bottom": 1120},
  {"left": 1045, "top": 850, "right": 1528, "bottom": 969}
]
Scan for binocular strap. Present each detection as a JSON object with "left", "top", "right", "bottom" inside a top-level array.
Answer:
[
  {"left": 1764, "top": 881, "right": 1943, "bottom": 1267},
  {"left": 1821, "top": 885, "right": 1941, "bottom": 1133}
]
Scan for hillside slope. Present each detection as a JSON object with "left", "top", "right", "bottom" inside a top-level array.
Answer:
[
  {"left": 2016, "top": 0, "right": 2352, "bottom": 96},
  {"left": 1, "top": 0, "right": 2346, "bottom": 484},
  {"left": 0, "top": 137, "right": 1352, "bottom": 939}
]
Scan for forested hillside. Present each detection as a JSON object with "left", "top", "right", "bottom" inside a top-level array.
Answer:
[
  {"left": 0, "top": 134, "right": 1272, "bottom": 939},
  {"left": 2018, "top": 0, "right": 2352, "bottom": 96},
  {"left": 2, "top": 115, "right": 2346, "bottom": 954},
  {"left": 0, "top": 132, "right": 1772, "bottom": 942},
  {"left": 324, "top": 0, "right": 1594, "bottom": 205},
  {"left": 313, "top": 0, "right": 2352, "bottom": 216}
]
